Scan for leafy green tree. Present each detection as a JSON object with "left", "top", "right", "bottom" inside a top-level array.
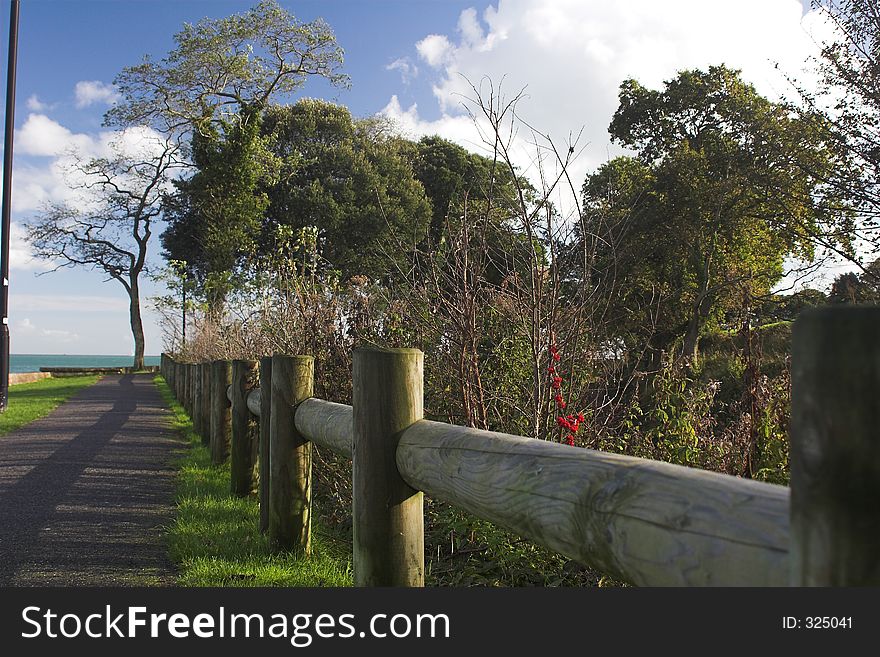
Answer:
[
  {"left": 755, "top": 288, "right": 828, "bottom": 324},
  {"left": 593, "top": 66, "right": 840, "bottom": 362},
  {"left": 258, "top": 100, "right": 431, "bottom": 281},
  {"left": 162, "top": 110, "right": 277, "bottom": 308},
  {"left": 579, "top": 157, "right": 666, "bottom": 351},
  {"left": 829, "top": 258, "right": 880, "bottom": 303},
  {"left": 408, "top": 136, "right": 538, "bottom": 286},
  {"left": 792, "top": 1, "right": 880, "bottom": 247},
  {"left": 106, "top": 0, "right": 347, "bottom": 136},
  {"left": 108, "top": 0, "right": 348, "bottom": 305}
]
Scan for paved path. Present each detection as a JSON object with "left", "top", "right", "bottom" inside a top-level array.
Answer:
[{"left": 0, "top": 375, "right": 181, "bottom": 586}]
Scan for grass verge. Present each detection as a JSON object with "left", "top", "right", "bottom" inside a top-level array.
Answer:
[
  {"left": 153, "top": 375, "right": 353, "bottom": 587},
  {"left": 0, "top": 375, "right": 101, "bottom": 436}
]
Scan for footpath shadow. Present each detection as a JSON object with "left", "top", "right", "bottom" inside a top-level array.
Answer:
[{"left": 0, "top": 375, "right": 179, "bottom": 586}]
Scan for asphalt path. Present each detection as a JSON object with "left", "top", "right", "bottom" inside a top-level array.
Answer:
[{"left": 0, "top": 375, "right": 181, "bottom": 586}]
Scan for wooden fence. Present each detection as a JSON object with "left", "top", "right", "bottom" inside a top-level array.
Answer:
[{"left": 159, "top": 306, "right": 880, "bottom": 586}]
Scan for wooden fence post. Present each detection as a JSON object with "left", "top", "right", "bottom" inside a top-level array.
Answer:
[
  {"left": 177, "top": 362, "right": 184, "bottom": 408},
  {"left": 163, "top": 355, "right": 172, "bottom": 389},
  {"left": 193, "top": 362, "right": 204, "bottom": 437},
  {"left": 231, "top": 359, "right": 259, "bottom": 496},
  {"left": 791, "top": 306, "right": 880, "bottom": 585},
  {"left": 190, "top": 364, "right": 198, "bottom": 415},
  {"left": 259, "top": 355, "right": 273, "bottom": 534},
  {"left": 183, "top": 363, "right": 192, "bottom": 413},
  {"left": 268, "top": 355, "right": 313, "bottom": 553},
  {"left": 199, "top": 363, "right": 211, "bottom": 446},
  {"left": 173, "top": 360, "right": 179, "bottom": 400},
  {"left": 352, "top": 347, "right": 424, "bottom": 587},
  {"left": 210, "top": 359, "right": 232, "bottom": 465}
]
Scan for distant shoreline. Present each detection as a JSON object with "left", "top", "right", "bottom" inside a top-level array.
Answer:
[{"left": 9, "top": 354, "right": 162, "bottom": 374}]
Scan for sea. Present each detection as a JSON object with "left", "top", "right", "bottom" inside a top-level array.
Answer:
[{"left": 9, "top": 354, "right": 161, "bottom": 373}]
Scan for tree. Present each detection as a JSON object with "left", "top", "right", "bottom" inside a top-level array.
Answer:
[
  {"left": 792, "top": 1, "right": 880, "bottom": 257},
  {"left": 106, "top": 0, "right": 347, "bottom": 136},
  {"left": 108, "top": 0, "right": 348, "bottom": 305},
  {"left": 594, "top": 66, "right": 840, "bottom": 362},
  {"left": 257, "top": 100, "right": 430, "bottom": 281},
  {"left": 408, "top": 135, "right": 536, "bottom": 286},
  {"left": 829, "top": 257, "right": 880, "bottom": 303},
  {"left": 26, "top": 134, "right": 183, "bottom": 369},
  {"left": 161, "top": 112, "right": 276, "bottom": 308},
  {"left": 755, "top": 288, "right": 828, "bottom": 323}
]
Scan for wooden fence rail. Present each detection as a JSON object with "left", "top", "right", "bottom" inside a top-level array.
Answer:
[{"left": 159, "top": 306, "right": 880, "bottom": 586}]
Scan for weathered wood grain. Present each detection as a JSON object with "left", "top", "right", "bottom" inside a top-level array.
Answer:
[
  {"left": 231, "top": 359, "right": 259, "bottom": 497},
  {"left": 258, "top": 356, "right": 272, "bottom": 534},
  {"left": 192, "top": 362, "right": 204, "bottom": 437},
  {"left": 269, "top": 355, "right": 313, "bottom": 554},
  {"left": 295, "top": 398, "right": 353, "bottom": 459},
  {"left": 397, "top": 420, "right": 790, "bottom": 586},
  {"left": 182, "top": 363, "right": 190, "bottom": 412},
  {"left": 209, "top": 360, "right": 231, "bottom": 465},
  {"left": 171, "top": 359, "right": 177, "bottom": 398},
  {"left": 352, "top": 348, "right": 424, "bottom": 587},
  {"left": 189, "top": 363, "right": 197, "bottom": 418},
  {"left": 199, "top": 363, "right": 211, "bottom": 447},
  {"left": 791, "top": 306, "right": 880, "bottom": 585}
]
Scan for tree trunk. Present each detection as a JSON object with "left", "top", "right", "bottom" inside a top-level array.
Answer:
[
  {"left": 682, "top": 313, "right": 701, "bottom": 363},
  {"left": 129, "top": 279, "right": 145, "bottom": 370}
]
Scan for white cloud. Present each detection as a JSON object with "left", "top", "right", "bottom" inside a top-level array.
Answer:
[
  {"left": 74, "top": 80, "right": 119, "bottom": 108},
  {"left": 16, "top": 317, "right": 36, "bottom": 334},
  {"left": 16, "top": 113, "right": 94, "bottom": 157},
  {"left": 383, "top": 0, "right": 832, "bottom": 207},
  {"left": 457, "top": 8, "right": 486, "bottom": 48},
  {"left": 416, "top": 34, "right": 454, "bottom": 69},
  {"left": 380, "top": 95, "right": 480, "bottom": 149},
  {"left": 41, "top": 328, "right": 80, "bottom": 343},
  {"left": 11, "top": 113, "right": 172, "bottom": 214},
  {"left": 386, "top": 57, "right": 419, "bottom": 84},
  {"left": 13, "top": 317, "right": 80, "bottom": 343},
  {"left": 26, "top": 95, "right": 50, "bottom": 112},
  {"left": 9, "top": 222, "right": 50, "bottom": 272}
]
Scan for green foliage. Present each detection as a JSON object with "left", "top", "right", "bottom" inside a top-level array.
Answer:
[
  {"left": 119, "top": 1, "right": 348, "bottom": 307},
  {"left": 163, "top": 110, "right": 277, "bottom": 304},
  {"left": 410, "top": 135, "right": 542, "bottom": 287},
  {"left": 828, "top": 258, "right": 880, "bottom": 304},
  {"left": 748, "top": 372, "right": 791, "bottom": 485},
  {"left": 107, "top": 0, "right": 348, "bottom": 134},
  {"left": 586, "top": 66, "right": 843, "bottom": 363},
  {"left": 154, "top": 376, "right": 352, "bottom": 587},
  {"left": 259, "top": 101, "right": 431, "bottom": 281},
  {"left": 617, "top": 364, "right": 722, "bottom": 468},
  {"left": 754, "top": 289, "right": 827, "bottom": 323},
  {"left": 0, "top": 376, "right": 101, "bottom": 436},
  {"left": 793, "top": 1, "right": 880, "bottom": 236}
]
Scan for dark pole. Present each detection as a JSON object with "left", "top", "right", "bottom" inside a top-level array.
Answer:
[
  {"left": 0, "top": 0, "right": 20, "bottom": 412},
  {"left": 182, "top": 277, "right": 186, "bottom": 344}
]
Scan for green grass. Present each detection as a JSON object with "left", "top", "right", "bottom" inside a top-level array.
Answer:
[
  {"left": 0, "top": 375, "right": 101, "bottom": 435},
  {"left": 153, "top": 375, "right": 353, "bottom": 587}
]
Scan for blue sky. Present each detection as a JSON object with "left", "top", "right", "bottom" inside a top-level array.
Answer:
[{"left": 0, "top": 0, "right": 829, "bottom": 355}]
